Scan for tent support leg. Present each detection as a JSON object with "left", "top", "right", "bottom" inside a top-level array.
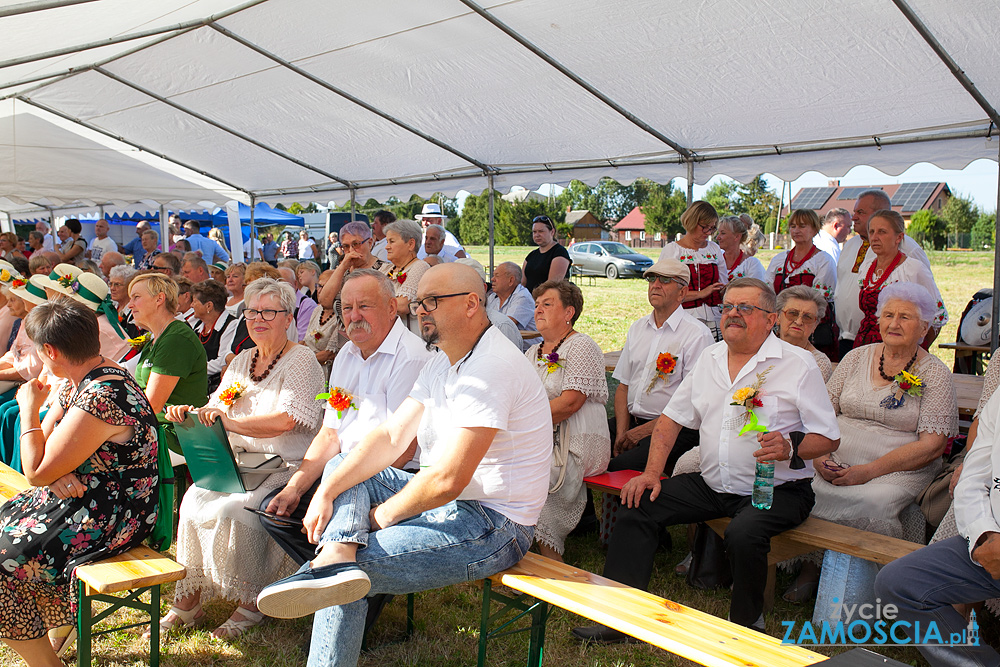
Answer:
[
  {"left": 686, "top": 161, "right": 694, "bottom": 205},
  {"left": 351, "top": 189, "right": 357, "bottom": 223},
  {"left": 249, "top": 195, "right": 256, "bottom": 261},
  {"left": 992, "top": 143, "right": 1000, "bottom": 354},
  {"left": 159, "top": 204, "right": 167, "bottom": 257},
  {"left": 488, "top": 174, "right": 495, "bottom": 276}
]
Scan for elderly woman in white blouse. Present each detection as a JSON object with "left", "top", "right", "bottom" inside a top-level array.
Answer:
[{"left": 162, "top": 278, "right": 325, "bottom": 639}]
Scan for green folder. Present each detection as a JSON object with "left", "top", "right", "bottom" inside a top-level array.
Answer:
[{"left": 172, "top": 415, "right": 246, "bottom": 494}]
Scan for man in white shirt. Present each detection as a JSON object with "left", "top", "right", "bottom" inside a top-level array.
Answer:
[
  {"left": 35, "top": 220, "right": 55, "bottom": 252},
  {"left": 574, "top": 278, "right": 839, "bottom": 640},
  {"left": 244, "top": 235, "right": 264, "bottom": 262},
  {"left": 813, "top": 208, "right": 851, "bottom": 264},
  {"left": 835, "top": 189, "right": 931, "bottom": 358},
  {"left": 417, "top": 224, "right": 460, "bottom": 263},
  {"left": 488, "top": 261, "right": 538, "bottom": 350},
  {"left": 370, "top": 210, "right": 394, "bottom": 262},
  {"left": 415, "top": 203, "right": 467, "bottom": 259},
  {"left": 608, "top": 257, "right": 714, "bottom": 475},
  {"left": 86, "top": 218, "right": 118, "bottom": 264},
  {"left": 260, "top": 268, "right": 433, "bottom": 564},
  {"left": 256, "top": 264, "right": 552, "bottom": 667},
  {"left": 455, "top": 258, "right": 524, "bottom": 350},
  {"left": 876, "top": 389, "right": 1000, "bottom": 666}
]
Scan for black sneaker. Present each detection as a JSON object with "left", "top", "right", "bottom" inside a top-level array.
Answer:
[{"left": 257, "top": 562, "right": 371, "bottom": 619}]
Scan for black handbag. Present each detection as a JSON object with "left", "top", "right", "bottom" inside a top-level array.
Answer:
[{"left": 686, "top": 522, "right": 733, "bottom": 590}]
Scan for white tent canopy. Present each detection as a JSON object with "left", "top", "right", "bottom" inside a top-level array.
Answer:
[{"left": 2, "top": 0, "right": 998, "bottom": 209}]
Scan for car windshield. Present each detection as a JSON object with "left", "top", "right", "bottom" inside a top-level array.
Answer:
[{"left": 602, "top": 243, "right": 636, "bottom": 256}]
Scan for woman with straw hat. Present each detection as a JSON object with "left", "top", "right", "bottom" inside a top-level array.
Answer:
[{"left": 59, "top": 272, "right": 131, "bottom": 363}]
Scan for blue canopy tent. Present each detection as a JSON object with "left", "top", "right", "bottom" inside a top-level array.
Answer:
[{"left": 209, "top": 203, "right": 305, "bottom": 250}]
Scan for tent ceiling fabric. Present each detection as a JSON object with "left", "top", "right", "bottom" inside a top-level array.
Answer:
[{"left": 1, "top": 0, "right": 998, "bottom": 210}]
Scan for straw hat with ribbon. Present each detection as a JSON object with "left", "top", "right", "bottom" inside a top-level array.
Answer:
[
  {"left": 36, "top": 263, "right": 83, "bottom": 297},
  {"left": 65, "top": 273, "right": 125, "bottom": 338},
  {"left": 11, "top": 275, "right": 49, "bottom": 306}
]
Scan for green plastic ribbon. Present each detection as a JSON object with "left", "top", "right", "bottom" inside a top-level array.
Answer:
[
  {"left": 71, "top": 281, "right": 125, "bottom": 339},
  {"left": 738, "top": 408, "right": 769, "bottom": 437}
]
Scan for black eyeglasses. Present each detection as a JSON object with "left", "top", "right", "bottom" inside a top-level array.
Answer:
[
  {"left": 244, "top": 308, "right": 289, "bottom": 321},
  {"left": 152, "top": 264, "right": 171, "bottom": 272},
  {"left": 721, "top": 303, "right": 773, "bottom": 316},
  {"left": 645, "top": 275, "right": 685, "bottom": 286},
  {"left": 408, "top": 292, "right": 472, "bottom": 315}
]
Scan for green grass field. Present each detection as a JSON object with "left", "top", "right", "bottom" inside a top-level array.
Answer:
[{"left": 0, "top": 246, "right": 994, "bottom": 667}]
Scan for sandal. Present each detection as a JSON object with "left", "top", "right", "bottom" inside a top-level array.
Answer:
[
  {"left": 674, "top": 552, "right": 693, "bottom": 576},
  {"left": 48, "top": 625, "right": 76, "bottom": 657},
  {"left": 212, "top": 606, "right": 265, "bottom": 639},
  {"left": 146, "top": 603, "right": 207, "bottom": 638},
  {"left": 782, "top": 578, "right": 819, "bottom": 604}
]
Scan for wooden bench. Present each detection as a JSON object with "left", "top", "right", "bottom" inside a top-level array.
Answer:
[
  {"left": 569, "top": 263, "right": 597, "bottom": 286},
  {"left": 584, "top": 471, "right": 921, "bottom": 609},
  {"left": 0, "top": 463, "right": 186, "bottom": 667},
  {"left": 480, "top": 552, "right": 828, "bottom": 667}
]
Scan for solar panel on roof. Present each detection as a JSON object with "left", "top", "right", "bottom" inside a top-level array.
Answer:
[
  {"left": 890, "top": 182, "right": 938, "bottom": 212},
  {"left": 791, "top": 187, "right": 836, "bottom": 210},
  {"left": 838, "top": 186, "right": 882, "bottom": 200}
]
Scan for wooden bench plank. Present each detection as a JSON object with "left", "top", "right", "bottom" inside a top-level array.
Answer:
[
  {"left": 490, "top": 553, "right": 826, "bottom": 667},
  {"left": 76, "top": 545, "right": 186, "bottom": 594}
]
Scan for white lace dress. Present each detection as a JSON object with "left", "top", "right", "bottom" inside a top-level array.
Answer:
[
  {"left": 392, "top": 258, "right": 430, "bottom": 335},
  {"left": 526, "top": 333, "right": 610, "bottom": 555},
  {"left": 812, "top": 345, "right": 957, "bottom": 538},
  {"left": 174, "top": 345, "right": 325, "bottom": 605}
]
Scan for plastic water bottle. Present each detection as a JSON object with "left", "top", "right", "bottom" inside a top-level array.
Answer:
[{"left": 752, "top": 460, "right": 774, "bottom": 510}]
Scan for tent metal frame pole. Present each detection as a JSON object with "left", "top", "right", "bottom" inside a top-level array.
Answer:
[
  {"left": 457, "top": 0, "right": 691, "bottom": 159},
  {"left": 0, "top": 0, "right": 98, "bottom": 19},
  {"left": 94, "top": 67, "right": 357, "bottom": 188},
  {"left": 891, "top": 0, "right": 1000, "bottom": 127},
  {"left": 207, "top": 23, "right": 496, "bottom": 175},
  {"left": 249, "top": 195, "right": 256, "bottom": 259},
  {"left": 350, "top": 190, "right": 357, "bottom": 222},
  {"left": 159, "top": 204, "right": 167, "bottom": 257},
  {"left": 488, "top": 174, "right": 495, "bottom": 276},
  {"left": 15, "top": 97, "right": 250, "bottom": 196},
  {"left": 686, "top": 161, "right": 694, "bottom": 205},
  {"left": 0, "top": 0, "right": 273, "bottom": 72},
  {"left": 992, "top": 141, "right": 1000, "bottom": 353}
]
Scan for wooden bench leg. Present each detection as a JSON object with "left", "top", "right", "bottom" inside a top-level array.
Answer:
[{"left": 478, "top": 578, "right": 550, "bottom": 667}]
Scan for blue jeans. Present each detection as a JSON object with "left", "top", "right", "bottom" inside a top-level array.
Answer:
[
  {"left": 308, "top": 454, "right": 534, "bottom": 667},
  {"left": 875, "top": 536, "right": 1000, "bottom": 667}
]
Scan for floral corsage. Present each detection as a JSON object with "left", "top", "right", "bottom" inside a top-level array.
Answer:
[
  {"left": 389, "top": 269, "right": 407, "bottom": 285},
  {"left": 317, "top": 387, "right": 358, "bottom": 418},
  {"left": 538, "top": 350, "right": 563, "bottom": 374},
  {"left": 731, "top": 365, "right": 774, "bottom": 436},
  {"left": 218, "top": 382, "right": 247, "bottom": 408},
  {"left": 127, "top": 332, "right": 151, "bottom": 351},
  {"left": 645, "top": 352, "right": 677, "bottom": 393},
  {"left": 311, "top": 330, "right": 323, "bottom": 341},
  {"left": 10, "top": 278, "right": 25, "bottom": 290},
  {"left": 0, "top": 269, "right": 10, "bottom": 282},
  {"left": 56, "top": 273, "right": 75, "bottom": 289},
  {"left": 880, "top": 370, "right": 923, "bottom": 410}
]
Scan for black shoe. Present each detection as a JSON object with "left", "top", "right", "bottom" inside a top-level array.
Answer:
[
  {"left": 572, "top": 624, "right": 633, "bottom": 644},
  {"left": 257, "top": 562, "right": 371, "bottom": 619},
  {"left": 363, "top": 593, "right": 394, "bottom": 636}
]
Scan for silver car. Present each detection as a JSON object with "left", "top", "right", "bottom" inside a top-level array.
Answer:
[{"left": 568, "top": 241, "right": 654, "bottom": 279}]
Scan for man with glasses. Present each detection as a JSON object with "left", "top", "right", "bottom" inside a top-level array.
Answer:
[
  {"left": 256, "top": 263, "right": 552, "bottom": 667},
  {"left": 607, "top": 258, "right": 714, "bottom": 476},
  {"left": 574, "top": 278, "right": 839, "bottom": 640},
  {"left": 150, "top": 252, "right": 180, "bottom": 278}
]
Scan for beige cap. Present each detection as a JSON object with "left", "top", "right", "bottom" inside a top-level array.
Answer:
[
  {"left": 643, "top": 257, "right": 689, "bottom": 284},
  {"left": 454, "top": 258, "right": 488, "bottom": 283}
]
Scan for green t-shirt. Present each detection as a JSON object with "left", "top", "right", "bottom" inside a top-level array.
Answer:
[{"left": 135, "top": 319, "right": 208, "bottom": 409}]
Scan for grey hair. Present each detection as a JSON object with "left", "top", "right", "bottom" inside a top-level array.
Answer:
[
  {"left": 724, "top": 277, "right": 776, "bottom": 312},
  {"left": 776, "top": 284, "right": 828, "bottom": 319},
  {"left": 384, "top": 219, "right": 423, "bottom": 249},
  {"left": 858, "top": 189, "right": 892, "bottom": 211},
  {"left": 244, "top": 276, "right": 296, "bottom": 314},
  {"left": 876, "top": 282, "right": 936, "bottom": 324},
  {"left": 497, "top": 261, "right": 523, "bottom": 283},
  {"left": 824, "top": 208, "right": 851, "bottom": 224},
  {"left": 340, "top": 221, "right": 372, "bottom": 241},
  {"left": 424, "top": 223, "right": 446, "bottom": 237},
  {"left": 343, "top": 268, "right": 395, "bottom": 302},
  {"left": 109, "top": 265, "right": 137, "bottom": 282}
]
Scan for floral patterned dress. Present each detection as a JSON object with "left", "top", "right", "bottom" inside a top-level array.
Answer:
[{"left": 0, "top": 366, "right": 159, "bottom": 640}]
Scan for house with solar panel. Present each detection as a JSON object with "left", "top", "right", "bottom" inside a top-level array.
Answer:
[{"left": 786, "top": 181, "right": 951, "bottom": 224}]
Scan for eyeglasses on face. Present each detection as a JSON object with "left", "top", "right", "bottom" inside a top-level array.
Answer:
[
  {"left": 152, "top": 264, "right": 171, "bottom": 272},
  {"left": 344, "top": 239, "right": 371, "bottom": 251},
  {"left": 697, "top": 223, "right": 718, "bottom": 234},
  {"left": 408, "top": 292, "right": 472, "bottom": 316},
  {"left": 244, "top": 308, "right": 288, "bottom": 321},
  {"left": 645, "top": 275, "right": 685, "bottom": 286},
  {"left": 720, "top": 302, "right": 772, "bottom": 316},
  {"left": 781, "top": 308, "right": 818, "bottom": 324}
]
